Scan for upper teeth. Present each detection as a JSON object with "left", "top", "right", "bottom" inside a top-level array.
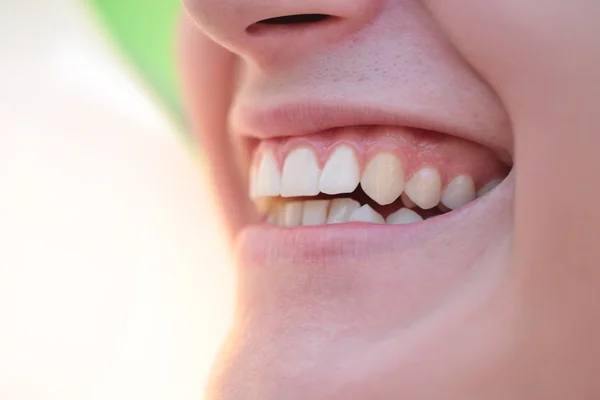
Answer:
[
  {"left": 360, "top": 152, "right": 405, "bottom": 206},
  {"left": 403, "top": 166, "right": 442, "bottom": 210},
  {"left": 280, "top": 147, "right": 321, "bottom": 197},
  {"left": 440, "top": 175, "right": 476, "bottom": 210},
  {"left": 251, "top": 149, "right": 281, "bottom": 198},
  {"left": 250, "top": 145, "right": 502, "bottom": 221},
  {"left": 319, "top": 145, "right": 360, "bottom": 195}
]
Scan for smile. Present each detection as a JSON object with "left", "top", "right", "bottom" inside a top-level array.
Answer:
[{"left": 249, "top": 126, "right": 510, "bottom": 227}]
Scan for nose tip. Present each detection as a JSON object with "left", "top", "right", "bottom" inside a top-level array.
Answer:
[{"left": 183, "top": 0, "right": 383, "bottom": 65}]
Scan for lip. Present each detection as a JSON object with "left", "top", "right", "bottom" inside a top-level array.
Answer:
[{"left": 229, "top": 101, "right": 513, "bottom": 163}]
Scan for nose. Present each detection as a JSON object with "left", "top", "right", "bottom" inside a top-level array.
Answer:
[{"left": 183, "top": 0, "right": 383, "bottom": 66}]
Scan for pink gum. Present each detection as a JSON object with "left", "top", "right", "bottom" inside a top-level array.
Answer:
[{"left": 252, "top": 126, "right": 510, "bottom": 189}]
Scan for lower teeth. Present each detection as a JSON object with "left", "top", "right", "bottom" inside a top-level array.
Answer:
[
  {"left": 260, "top": 177, "right": 504, "bottom": 227},
  {"left": 265, "top": 198, "right": 436, "bottom": 227}
]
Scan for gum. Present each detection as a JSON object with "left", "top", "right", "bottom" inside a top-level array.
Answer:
[{"left": 251, "top": 126, "right": 510, "bottom": 189}]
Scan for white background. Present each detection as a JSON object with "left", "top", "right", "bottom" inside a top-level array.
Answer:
[{"left": 0, "top": 1, "right": 234, "bottom": 399}]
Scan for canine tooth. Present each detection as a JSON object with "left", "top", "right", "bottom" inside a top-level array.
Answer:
[
  {"left": 348, "top": 204, "right": 385, "bottom": 224},
  {"left": 386, "top": 208, "right": 424, "bottom": 224},
  {"left": 280, "top": 147, "right": 321, "bottom": 197},
  {"left": 319, "top": 145, "right": 360, "bottom": 195},
  {"left": 477, "top": 178, "right": 503, "bottom": 198},
  {"left": 404, "top": 166, "right": 442, "bottom": 209},
  {"left": 401, "top": 192, "right": 416, "bottom": 208},
  {"left": 441, "top": 175, "right": 476, "bottom": 210},
  {"left": 302, "top": 200, "right": 330, "bottom": 226},
  {"left": 360, "top": 153, "right": 405, "bottom": 206},
  {"left": 251, "top": 150, "right": 281, "bottom": 198},
  {"left": 281, "top": 201, "right": 303, "bottom": 227},
  {"left": 327, "top": 198, "right": 361, "bottom": 224}
]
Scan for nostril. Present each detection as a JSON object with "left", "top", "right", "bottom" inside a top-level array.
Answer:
[
  {"left": 247, "top": 14, "right": 333, "bottom": 34},
  {"left": 257, "top": 14, "right": 330, "bottom": 25}
]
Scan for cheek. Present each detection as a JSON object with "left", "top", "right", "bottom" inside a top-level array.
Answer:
[
  {"left": 422, "top": 0, "right": 598, "bottom": 114},
  {"left": 178, "top": 15, "right": 254, "bottom": 234}
]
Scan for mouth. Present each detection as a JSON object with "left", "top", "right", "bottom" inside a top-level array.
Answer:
[
  {"left": 248, "top": 125, "right": 510, "bottom": 228},
  {"left": 220, "top": 106, "right": 513, "bottom": 397}
]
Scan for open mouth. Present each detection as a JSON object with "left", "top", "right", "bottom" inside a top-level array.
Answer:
[
  {"left": 222, "top": 120, "right": 514, "bottom": 398},
  {"left": 249, "top": 125, "right": 510, "bottom": 227}
]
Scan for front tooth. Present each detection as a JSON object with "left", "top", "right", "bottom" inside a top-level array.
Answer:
[
  {"left": 404, "top": 166, "right": 442, "bottom": 209},
  {"left": 360, "top": 153, "right": 405, "bottom": 205},
  {"left": 319, "top": 145, "right": 360, "bottom": 195},
  {"left": 477, "top": 178, "right": 503, "bottom": 198},
  {"left": 348, "top": 204, "right": 385, "bottom": 224},
  {"left": 327, "top": 198, "right": 361, "bottom": 224},
  {"left": 280, "top": 147, "right": 321, "bottom": 197},
  {"left": 280, "top": 201, "right": 303, "bottom": 227},
  {"left": 302, "top": 200, "right": 330, "bottom": 226},
  {"left": 386, "top": 208, "right": 424, "bottom": 224},
  {"left": 441, "top": 175, "right": 476, "bottom": 210},
  {"left": 251, "top": 150, "right": 281, "bottom": 198}
]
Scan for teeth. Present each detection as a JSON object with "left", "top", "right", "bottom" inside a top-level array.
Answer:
[
  {"left": 319, "top": 145, "right": 360, "bottom": 195},
  {"left": 404, "top": 166, "right": 442, "bottom": 210},
  {"left": 254, "top": 197, "right": 274, "bottom": 216},
  {"left": 327, "top": 198, "right": 361, "bottom": 224},
  {"left": 254, "top": 144, "right": 503, "bottom": 226},
  {"left": 401, "top": 192, "right": 416, "bottom": 208},
  {"left": 280, "top": 201, "right": 303, "bottom": 227},
  {"left": 250, "top": 150, "right": 281, "bottom": 198},
  {"left": 302, "top": 200, "right": 330, "bottom": 226},
  {"left": 386, "top": 208, "right": 423, "bottom": 224},
  {"left": 441, "top": 175, "right": 476, "bottom": 210},
  {"left": 348, "top": 204, "right": 385, "bottom": 224},
  {"left": 477, "top": 178, "right": 503, "bottom": 198},
  {"left": 266, "top": 206, "right": 279, "bottom": 224},
  {"left": 280, "top": 147, "right": 321, "bottom": 197},
  {"left": 360, "top": 153, "right": 405, "bottom": 206}
]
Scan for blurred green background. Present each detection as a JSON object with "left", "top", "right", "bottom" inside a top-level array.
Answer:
[{"left": 88, "top": 0, "right": 183, "bottom": 126}]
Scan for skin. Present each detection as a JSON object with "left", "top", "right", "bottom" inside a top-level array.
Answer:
[{"left": 178, "top": 1, "right": 600, "bottom": 398}]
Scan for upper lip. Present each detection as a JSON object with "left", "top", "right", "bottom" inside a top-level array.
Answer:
[
  {"left": 230, "top": 101, "right": 440, "bottom": 139},
  {"left": 229, "top": 100, "right": 512, "bottom": 162}
]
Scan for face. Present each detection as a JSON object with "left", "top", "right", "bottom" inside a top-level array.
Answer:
[{"left": 179, "top": 1, "right": 600, "bottom": 398}]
